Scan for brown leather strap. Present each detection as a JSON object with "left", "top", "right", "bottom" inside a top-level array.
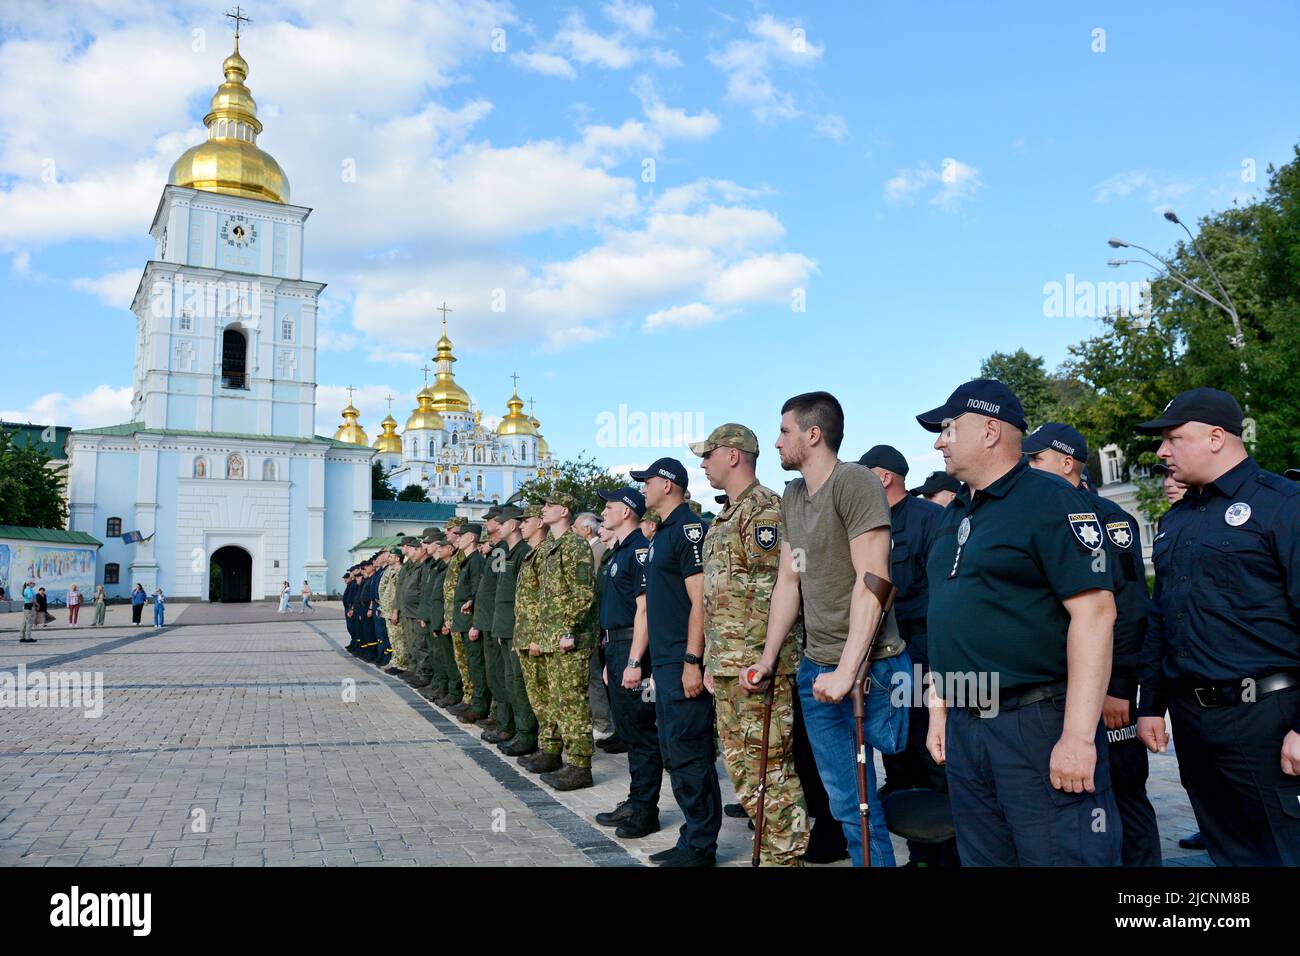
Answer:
[{"left": 852, "top": 571, "right": 897, "bottom": 715}]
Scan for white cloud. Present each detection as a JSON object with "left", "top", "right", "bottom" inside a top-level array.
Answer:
[
  {"left": 644, "top": 302, "right": 720, "bottom": 329},
  {"left": 603, "top": 0, "right": 656, "bottom": 37},
  {"left": 815, "top": 113, "right": 847, "bottom": 141},
  {"left": 315, "top": 383, "right": 404, "bottom": 436},
  {"left": 0, "top": 385, "right": 132, "bottom": 430},
  {"left": 558, "top": 12, "right": 638, "bottom": 69},
  {"left": 11, "top": 249, "right": 30, "bottom": 274},
  {"left": 704, "top": 252, "right": 817, "bottom": 304},
  {"left": 71, "top": 268, "right": 140, "bottom": 309},
  {"left": 884, "top": 158, "right": 984, "bottom": 211},
  {"left": 710, "top": 14, "right": 823, "bottom": 123},
  {"left": 1094, "top": 169, "right": 1196, "bottom": 211},
  {"left": 632, "top": 75, "right": 719, "bottom": 142},
  {"left": 511, "top": 51, "right": 577, "bottom": 79}
]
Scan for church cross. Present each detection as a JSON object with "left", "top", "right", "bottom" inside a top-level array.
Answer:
[
  {"left": 510, "top": 371, "right": 520, "bottom": 391},
  {"left": 437, "top": 302, "right": 453, "bottom": 322},
  {"left": 345, "top": 384, "right": 355, "bottom": 405},
  {"left": 420, "top": 364, "right": 431, "bottom": 386},
  {"left": 384, "top": 393, "right": 395, "bottom": 414},
  {"left": 527, "top": 397, "right": 536, "bottom": 416},
  {"left": 225, "top": 5, "right": 252, "bottom": 40}
]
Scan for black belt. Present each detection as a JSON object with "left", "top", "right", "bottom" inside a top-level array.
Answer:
[
  {"left": 971, "top": 680, "right": 1068, "bottom": 718},
  {"left": 603, "top": 626, "right": 634, "bottom": 641},
  {"left": 1176, "top": 671, "right": 1298, "bottom": 708}
]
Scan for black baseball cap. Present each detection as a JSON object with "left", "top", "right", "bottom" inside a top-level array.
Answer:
[
  {"left": 1285, "top": 468, "right": 1300, "bottom": 482},
  {"left": 1021, "top": 423, "right": 1089, "bottom": 461},
  {"left": 1151, "top": 462, "right": 1171, "bottom": 477},
  {"left": 857, "top": 444, "right": 909, "bottom": 477},
  {"left": 629, "top": 457, "right": 689, "bottom": 489},
  {"left": 917, "top": 379, "right": 1027, "bottom": 433},
  {"left": 1136, "top": 387, "right": 1244, "bottom": 435},
  {"left": 909, "top": 470, "right": 962, "bottom": 497},
  {"left": 597, "top": 486, "right": 646, "bottom": 518}
]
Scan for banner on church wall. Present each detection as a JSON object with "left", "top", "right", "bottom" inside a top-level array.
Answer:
[{"left": 0, "top": 542, "right": 99, "bottom": 605}]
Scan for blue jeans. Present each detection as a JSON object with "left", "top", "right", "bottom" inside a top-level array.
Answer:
[
  {"left": 797, "top": 655, "right": 903, "bottom": 867},
  {"left": 153, "top": 603, "right": 165, "bottom": 626}
]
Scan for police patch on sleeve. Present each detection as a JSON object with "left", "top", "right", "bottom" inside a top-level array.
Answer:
[
  {"left": 683, "top": 523, "right": 704, "bottom": 544},
  {"left": 634, "top": 548, "right": 648, "bottom": 565},
  {"left": 1105, "top": 520, "right": 1134, "bottom": 549},
  {"left": 1068, "top": 512, "right": 1103, "bottom": 549},
  {"left": 754, "top": 524, "right": 778, "bottom": 551}
]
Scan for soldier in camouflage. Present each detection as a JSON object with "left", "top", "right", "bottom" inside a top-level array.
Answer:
[
  {"left": 377, "top": 548, "right": 401, "bottom": 668},
  {"left": 430, "top": 535, "right": 462, "bottom": 706},
  {"left": 522, "top": 492, "right": 597, "bottom": 790},
  {"left": 385, "top": 538, "right": 420, "bottom": 673},
  {"left": 441, "top": 519, "right": 474, "bottom": 713},
  {"left": 513, "top": 505, "right": 548, "bottom": 764},
  {"left": 693, "top": 423, "right": 809, "bottom": 866}
]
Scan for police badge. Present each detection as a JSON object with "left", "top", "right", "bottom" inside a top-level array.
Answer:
[
  {"left": 635, "top": 548, "right": 648, "bottom": 565},
  {"left": 1105, "top": 520, "right": 1133, "bottom": 549},
  {"left": 683, "top": 523, "right": 704, "bottom": 544},
  {"left": 1068, "top": 512, "right": 1104, "bottom": 549},
  {"left": 1224, "top": 502, "right": 1252, "bottom": 526},
  {"left": 754, "top": 524, "right": 778, "bottom": 551}
]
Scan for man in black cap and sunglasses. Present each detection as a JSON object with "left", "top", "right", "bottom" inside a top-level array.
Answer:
[{"left": 1134, "top": 387, "right": 1300, "bottom": 865}]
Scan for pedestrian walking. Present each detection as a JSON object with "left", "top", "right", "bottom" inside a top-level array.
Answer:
[
  {"left": 36, "top": 587, "right": 51, "bottom": 627},
  {"left": 300, "top": 580, "right": 313, "bottom": 612},
  {"left": 278, "top": 581, "right": 291, "bottom": 613},
  {"left": 153, "top": 588, "right": 166, "bottom": 628},
  {"left": 131, "top": 583, "right": 146, "bottom": 624},
  {"left": 19, "top": 580, "right": 37, "bottom": 643}
]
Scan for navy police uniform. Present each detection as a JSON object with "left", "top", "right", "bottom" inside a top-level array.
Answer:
[
  {"left": 918, "top": 382, "right": 1122, "bottom": 866},
  {"left": 1137, "top": 389, "right": 1300, "bottom": 866},
  {"left": 632, "top": 459, "right": 722, "bottom": 858},
  {"left": 597, "top": 500, "right": 662, "bottom": 814}
]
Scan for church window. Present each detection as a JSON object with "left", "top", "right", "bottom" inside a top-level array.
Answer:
[
  {"left": 193, "top": 457, "right": 207, "bottom": 478},
  {"left": 221, "top": 327, "right": 248, "bottom": 389},
  {"left": 281, "top": 317, "right": 294, "bottom": 341},
  {"left": 451, "top": 432, "right": 457, "bottom": 445},
  {"left": 476, "top": 474, "right": 483, "bottom": 492},
  {"left": 179, "top": 312, "right": 192, "bottom": 332},
  {"left": 262, "top": 459, "right": 276, "bottom": 481},
  {"left": 105, "top": 517, "right": 122, "bottom": 537},
  {"left": 104, "top": 564, "right": 120, "bottom": 585},
  {"left": 219, "top": 119, "right": 228, "bottom": 138}
]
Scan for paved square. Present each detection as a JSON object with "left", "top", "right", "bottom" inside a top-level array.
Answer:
[{"left": 0, "top": 610, "right": 1209, "bottom": 866}]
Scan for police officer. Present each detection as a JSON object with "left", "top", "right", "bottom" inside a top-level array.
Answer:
[
  {"left": 918, "top": 380, "right": 1121, "bottom": 866},
  {"left": 343, "top": 567, "right": 360, "bottom": 654},
  {"left": 695, "top": 424, "right": 809, "bottom": 866},
  {"left": 1135, "top": 387, "right": 1300, "bottom": 866},
  {"left": 858, "top": 443, "right": 954, "bottom": 866},
  {"left": 910, "top": 470, "right": 962, "bottom": 508},
  {"left": 359, "top": 557, "right": 383, "bottom": 662},
  {"left": 632, "top": 457, "right": 722, "bottom": 867},
  {"left": 1023, "top": 422, "right": 1161, "bottom": 866},
  {"left": 592, "top": 486, "right": 662, "bottom": 838}
]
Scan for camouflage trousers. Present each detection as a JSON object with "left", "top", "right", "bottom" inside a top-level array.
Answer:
[
  {"left": 387, "top": 617, "right": 409, "bottom": 669},
  {"left": 519, "top": 647, "right": 542, "bottom": 731},
  {"left": 714, "top": 674, "right": 809, "bottom": 866},
  {"left": 533, "top": 650, "right": 593, "bottom": 769},
  {"left": 452, "top": 632, "right": 475, "bottom": 704}
]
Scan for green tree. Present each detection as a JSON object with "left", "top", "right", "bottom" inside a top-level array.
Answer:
[
  {"left": 512, "top": 454, "right": 624, "bottom": 515},
  {"left": 979, "top": 349, "right": 1054, "bottom": 428},
  {"left": 396, "top": 483, "right": 430, "bottom": 502},
  {"left": 371, "top": 460, "right": 396, "bottom": 501},
  {"left": 0, "top": 427, "right": 68, "bottom": 528}
]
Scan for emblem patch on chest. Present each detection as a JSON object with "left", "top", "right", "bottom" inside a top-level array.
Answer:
[
  {"left": 1068, "top": 512, "right": 1103, "bottom": 549},
  {"left": 1105, "top": 521, "right": 1133, "bottom": 549},
  {"left": 1224, "top": 502, "right": 1251, "bottom": 526},
  {"left": 957, "top": 516, "right": 971, "bottom": 546},
  {"left": 754, "top": 524, "right": 778, "bottom": 551},
  {"left": 683, "top": 523, "right": 704, "bottom": 544},
  {"left": 635, "top": 548, "right": 648, "bottom": 565}
]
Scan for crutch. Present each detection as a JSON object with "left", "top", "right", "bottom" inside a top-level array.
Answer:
[
  {"left": 851, "top": 570, "right": 896, "bottom": 868},
  {"left": 748, "top": 667, "right": 775, "bottom": 867}
]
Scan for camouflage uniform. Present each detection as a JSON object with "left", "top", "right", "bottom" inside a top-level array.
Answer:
[
  {"left": 703, "top": 479, "right": 808, "bottom": 866},
  {"left": 442, "top": 548, "right": 471, "bottom": 702},
  {"left": 378, "top": 559, "right": 399, "bottom": 665},
  {"left": 398, "top": 556, "right": 429, "bottom": 677},
  {"left": 389, "top": 558, "right": 413, "bottom": 669},
  {"left": 533, "top": 527, "right": 597, "bottom": 768},
  {"left": 515, "top": 541, "right": 545, "bottom": 738}
]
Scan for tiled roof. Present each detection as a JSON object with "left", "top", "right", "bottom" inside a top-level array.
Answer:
[{"left": 0, "top": 526, "right": 102, "bottom": 546}]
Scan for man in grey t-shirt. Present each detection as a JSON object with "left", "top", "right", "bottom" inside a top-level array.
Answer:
[{"left": 747, "top": 391, "right": 909, "bottom": 867}]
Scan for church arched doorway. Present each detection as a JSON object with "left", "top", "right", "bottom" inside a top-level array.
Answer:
[{"left": 210, "top": 545, "right": 252, "bottom": 603}]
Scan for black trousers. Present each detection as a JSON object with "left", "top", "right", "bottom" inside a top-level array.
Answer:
[
  {"left": 652, "top": 661, "right": 722, "bottom": 853},
  {"left": 606, "top": 637, "right": 662, "bottom": 809},
  {"left": 132, "top": 604, "right": 143, "bottom": 624},
  {"left": 1107, "top": 719, "right": 1162, "bottom": 866},
  {"left": 1170, "top": 685, "right": 1300, "bottom": 866}
]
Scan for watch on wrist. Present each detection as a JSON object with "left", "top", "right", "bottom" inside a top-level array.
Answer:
[
  {"left": 684, "top": 653, "right": 703, "bottom": 667},
  {"left": 626, "top": 658, "right": 641, "bottom": 669}
]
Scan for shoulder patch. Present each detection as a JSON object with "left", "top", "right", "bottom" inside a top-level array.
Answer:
[
  {"left": 1105, "top": 520, "right": 1134, "bottom": 549},
  {"left": 635, "top": 548, "right": 649, "bottom": 565},
  {"left": 683, "top": 523, "right": 704, "bottom": 544},
  {"left": 1068, "top": 512, "right": 1103, "bottom": 550},
  {"left": 754, "top": 524, "right": 778, "bottom": 551}
]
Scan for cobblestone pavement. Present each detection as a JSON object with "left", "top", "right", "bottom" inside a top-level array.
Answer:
[{"left": 0, "top": 615, "right": 1209, "bottom": 866}]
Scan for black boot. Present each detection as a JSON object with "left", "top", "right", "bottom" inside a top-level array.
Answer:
[{"left": 615, "top": 806, "right": 660, "bottom": 839}]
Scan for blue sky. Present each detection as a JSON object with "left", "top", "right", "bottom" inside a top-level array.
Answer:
[{"left": 2, "top": 1, "right": 1297, "bottom": 500}]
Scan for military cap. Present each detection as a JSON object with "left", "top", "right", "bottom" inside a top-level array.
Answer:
[
  {"left": 714, "top": 493, "right": 730, "bottom": 506},
  {"left": 544, "top": 491, "right": 579, "bottom": 512},
  {"left": 421, "top": 526, "right": 440, "bottom": 538},
  {"left": 917, "top": 379, "right": 1028, "bottom": 433},
  {"left": 422, "top": 529, "right": 445, "bottom": 544},
  {"left": 446, "top": 516, "right": 466, "bottom": 530},
  {"left": 688, "top": 423, "right": 759, "bottom": 457},
  {"left": 597, "top": 486, "right": 646, "bottom": 518},
  {"left": 496, "top": 504, "right": 524, "bottom": 522},
  {"left": 483, "top": 505, "right": 503, "bottom": 520},
  {"left": 523, "top": 502, "right": 544, "bottom": 519},
  {"left": 629, "top": 457, "right": 689, "bottom": 489},
  {"left": 687, "top": 500, "right": 703, "bottom": 516},
  {"left": 1287, "top": 468, "right": 1300, "bottom": 482},
  {"left": 459, "top": 522, "right": 482, "bottom": 538},
  {"left": 909, "top": 471, "right": 962, "bottom": 497},
  {"left": 857, "top": 444, "right": 910, "bottom": 477},
  {"left": 641, "top": 508, "right": 662, "bottom": 525},
  {"left": 388, "top": 547, "right": 402, "bottom": 555},
  {"left": 1021, "top": 423, "right": 1088, "bottom": 461},
  {"left": 1136, "top": 387, "right": 1244, "bottom": 436},
  {"left": 400, "top": 536, "right": 420, "bottom": 546}
]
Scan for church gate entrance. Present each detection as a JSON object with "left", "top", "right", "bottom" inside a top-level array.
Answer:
[{"left": 210, "top": 545, "right": 252, "bottom": 603}]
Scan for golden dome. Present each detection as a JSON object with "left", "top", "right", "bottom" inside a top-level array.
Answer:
[
  {"left": 405, "top": 389, "right": 447, "bottom": 431},
  {"left": 168, "top": 37, "right": 289, "bottom": 203},
  {"left": 372, "top": 413, "right": 402, "bottom": 454},
  {"left": 497, "top": 391, "right": 538, "bottom": 436},
  {"left": 428, "top": 316, "right": 471, "bottom": 412},
  {"left": 537, "top": 432, "right": 551, "bottom": 459},
  {"left": 333, "top": 403, "right": 368, "bottom": 445}
]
